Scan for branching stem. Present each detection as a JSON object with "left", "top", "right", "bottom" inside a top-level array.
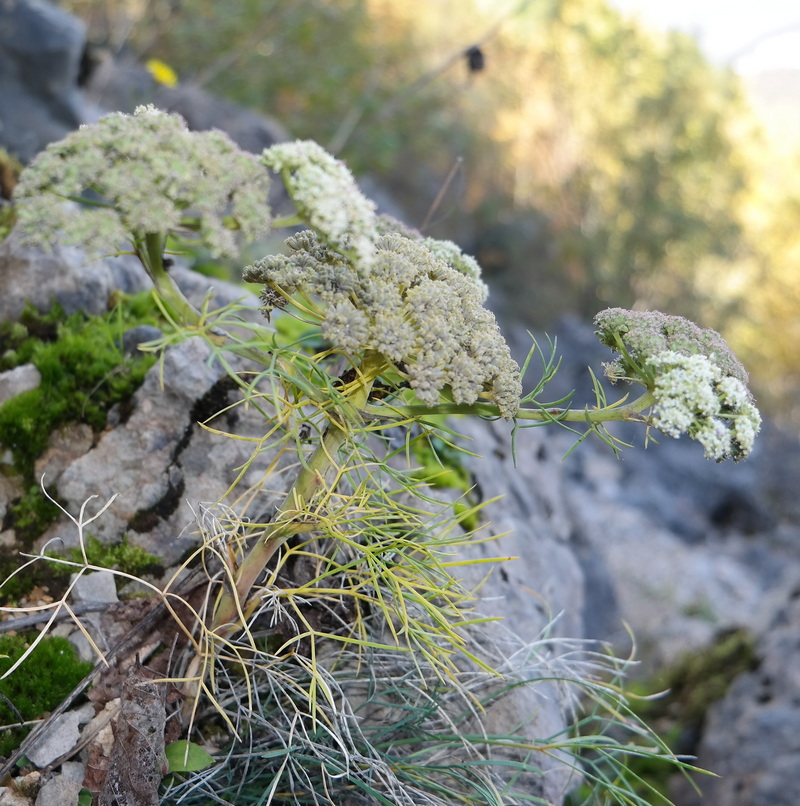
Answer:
[{"left": 211, "top": 350, "right": 386, "bottom": 633}]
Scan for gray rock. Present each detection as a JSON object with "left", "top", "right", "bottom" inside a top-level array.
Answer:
[
  {"left": 52, "top": 337, "right": 232, "bottom": 561},
  {"left": 457, "top": 417, "right": 585, "bottom": 642},
  {"left": 58, "top": 762, "right": 85, "bottom": 785},
  {"left": 119, "top": 325, "right": 163, "bottom": 357},
  {"left": 70, "top": 570, "right": 118, "bottom": 605},
  {"left": 34, "top": 424, "right": 94, "bottom": 487},
  {"left": 26, "top": 711, "right": 80, "bottom": 768},
  {"left": 0, "top": 364, "right": 40, "bottom": 405},
  {"left": 83, "top": 58, "right": 289, "bottom": 155},
  {"left": 34, "top": 775, "right": 81, "bottom": 806},
  {"left": 685, "top": 577, "right": 800, "bottom": 805},
  {"left": 0, "top": 229, "right": 151, "bottom": 320},
  {"left": 0, "top": 0, "right": 89, "bottom": 163}
]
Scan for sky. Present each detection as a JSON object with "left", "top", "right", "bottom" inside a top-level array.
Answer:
[{"left": 609, "top": 0, "right": 800, "bottom": 73}]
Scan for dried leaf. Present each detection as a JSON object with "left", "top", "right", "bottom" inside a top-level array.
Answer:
[{"left": 98, "top": 659, "right": 168, "bottom": 806}]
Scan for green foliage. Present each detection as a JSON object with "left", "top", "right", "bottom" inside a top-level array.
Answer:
[
  {"left": 0, "top": 634, "right": 93, "bottom": 757},
  {"left": 164, "top": 740, "right": 215, "bottom": 772}
]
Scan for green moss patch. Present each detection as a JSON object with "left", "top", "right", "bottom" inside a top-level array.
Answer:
[
  {"left": 0, "top": 634, "right": 93, "bottom": 757},
  {"left": 0, "top": 294, "right": 165, "bottom": 542},
  {"left": 67, "top": 534, "right": 164, "bottom": 579}
]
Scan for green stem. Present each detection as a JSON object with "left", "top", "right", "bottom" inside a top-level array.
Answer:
[
  {"left": 211, "top": 350, "right": 386, "bottom": 632},
  {"left": 134, "top": 232, "right": 204, "bottom": 327},
  {"left": 362, "top": 390, "right": 656, "bottom": 425},
  {"left": 271, "top": 214, "right": 305, "bottom": 229}
]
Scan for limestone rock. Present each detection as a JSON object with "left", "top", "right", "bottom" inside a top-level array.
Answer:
[
  {"left": 0, "top": 229, "right": 151, "bottom": 321},
  {"left": 0, "top": 0, "right": 89, "bottom": 163},
  {"left": 678, "top": 575, "right": 800, "bottom": 805},
  {"left": 34, "top": 776, "right": 81, "bottom": 806},
  {"left": 26, "top": 711, "right": 80, "bottom": 768},
  {"left": 0, "top": 364, "right": 41, "bottom": 406}
]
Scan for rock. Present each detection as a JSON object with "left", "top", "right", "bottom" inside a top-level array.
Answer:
[
  {"left": 0, "top": 789, "right": 32, "bottom": 805},
  {"left": 457, "top": 417, "right": 585, "bottom": 642},
  {"left": 34, "top": 776, "right": 81, "bottom": 806},
  {"left": 0, "top": 229, "right": 151, "bottom": 321},
  {"left": 58, "top": 762, "right": 85, "bottom": 785},
  {"left": 26, "top": 711, "right": 80, "bottom": 768},
  {"left": 34, "top": 424, "right": 94, "bottom": 488},
  {"left": 680, "top": 576, "right": 800, "bottom": 805},
  {"left": 119, "top": 325, "right": 163, "bottom": 357},
  {"left": 47, "top": 331, "right": 286, "bottom": 565},
  {"left": 70, "top": 570, "right": 118, "bottom": 605},
  {"left": 68, "top": 571, "right": 119, "bottom": 659},
  {"left": 0, "top": 364, "right": 41, "bottom": 406},
  {"left": 0, "top": 0, "right": 89, "bottom": 163}
]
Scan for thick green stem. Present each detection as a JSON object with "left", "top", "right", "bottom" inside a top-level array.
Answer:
[
  {"left": 211, "top": 351, "right": 386, "bottom": 633},
  {"left": 362, "top": 390, "right": 656, "bottom": 425},
  {"left": 135, "top": 232, "right": 204, "bottom": 327}
]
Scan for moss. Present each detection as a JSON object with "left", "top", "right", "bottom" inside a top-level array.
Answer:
[
  {"left": 68, "top": 534, "right": 164, "bottom": 579},
  {"left": 0, "top": 634, "right": 94, "bottom": 757},
  {"left": 633, "top": 628, "right": 758, "bottom": 734},
  {"left": 620, "top": 629, "right": 758, "bottom": 799},
  {"left": 0, "top": 204, "right": 16, "bottom": 243},
  {"left": 0, "top": 294, "right": 166, "bottom": 542},
  {"left": 0, "top": 547, "right": 71, "bottom": 604}
]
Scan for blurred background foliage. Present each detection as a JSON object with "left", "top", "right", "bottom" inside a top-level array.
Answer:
[{"left": 62, "top": 0, "right": 800, "bottom": 421}]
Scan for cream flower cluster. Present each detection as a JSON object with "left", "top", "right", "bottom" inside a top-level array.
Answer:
[
  {"left": 244, "top": 230, "right": 521, "bottom": 418},
  {"left": 594, "top": 308, "right": 761, "bottom": 461},
  {"left": 261, "top": 140, "right": 377, "bottom": 269},
  {"left": 648, "top": 351, "right": 761, "bottom": 461},
  {"left": 14, "top": 105, "right": 270, "bottom": 258}
]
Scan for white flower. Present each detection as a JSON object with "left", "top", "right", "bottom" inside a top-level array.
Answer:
[
  {"left": 14, "top": 107, "right": 271, "bottom": 259},
  {"left": 262, "top": 140, "right": 377, "bottom": 268},
  {"left": 648, "top": 350, "right": 761, "bottom": 461}
]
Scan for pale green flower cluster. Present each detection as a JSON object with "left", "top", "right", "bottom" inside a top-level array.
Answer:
[
  {"left": 648, "top": 351, "right": 761, "bottom": 461},
  {"left": 261, "top": 140, "right": 377, "bottom": 268},
  {"left": 244, "top": 230, "right": 522, "bottom": 417},
  {"left": 594, "top": 308, "right": 761, "bottom": 461},
  {"left": 13, "top": 105, "right": 271, "bottom": 258}
]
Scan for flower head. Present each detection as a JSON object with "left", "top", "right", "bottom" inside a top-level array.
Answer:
[
  {"left": 594, "top": 309, "right": 761, "bottom": 461},
  {"left": 261, "top": 140, "right": 376, "bottom": 268},
  {"left": 594, "top": 308, "right": 748, "bottom": 385},
  {"left": 14, "top": 106, "right": 271, "bottom": 259},
  {"left": 244, "top": 230, "right": 521, "bottom": 417}
]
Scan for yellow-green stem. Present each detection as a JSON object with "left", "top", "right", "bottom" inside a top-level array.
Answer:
[{"left": 211, "top": 350, "right": 386, "bottom": 632}]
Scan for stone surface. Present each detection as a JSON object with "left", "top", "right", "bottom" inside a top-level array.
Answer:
[
  {"left": 83, "top": 58, "right": 289, "bottom": 155},
  {"left": 0, "top": 364, "right": 41, "bottom": 406},
  {"left": 34, "top": 776, "right": 81, "bottom": 806},
  {"left": 0, "top": 229, "right": 151, "bottom": 321},
  {"left": 0, "top": 0, "right": 89, "bottom": 163},
  {"left": 0, "top": 785, "right": 33, "bottom": 806},
  {"left": 70, "top": 570, "right": 118, "bottom": 605},
  {"left": 671, "top": 574, "right": 800, "bottom": 805},
  {"left": 26, "top": 711, "right": 80, "bottom": 768}
]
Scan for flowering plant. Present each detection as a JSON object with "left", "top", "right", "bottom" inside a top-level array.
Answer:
[
  {"left": 594, "top": 308, "right": 761, "bottom": 461},
  {"left": 8, "top": 107, "right": 759, "bottom": 805}
]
